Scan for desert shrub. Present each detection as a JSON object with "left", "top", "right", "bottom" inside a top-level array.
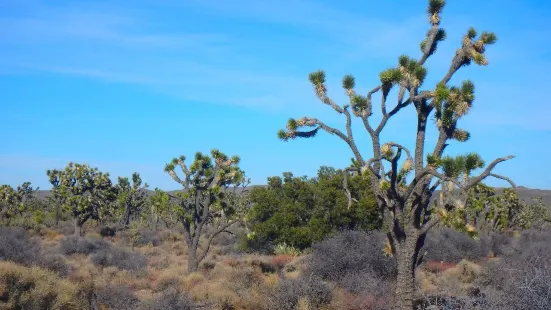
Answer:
[
  {"left": 422, "top": 261, "right": 457, "bottom": 274},
  {"left": 99, "top": 226, "right": 116, "bottom": 238},
  {"left": 59, "top": 235, "right": 111, "bottom": 255},
  {"left": 424, "top": 228, "right": 489, "bottom": 263},
  {"left": 229, "top": 266, "right": 263, "bottom": 293},
  {"left": 0, "top": 261, "right": 86, "bottom": 309},
  {"left": 40, "top": 252, "right": 71, "bottom": 277},
  {"left": 0, "top": 227, "right": 41, "bottom": 265},
  {"left": 138, "top": 288, "right": 197, "bottom": 310},
  {"left": 477, "top": 229, "right": 551, "bottom": 310},
  {"left": 200, "top": 260, "right": 216, "bottom": 271},
  {"left": 90, "top": 246, "right": 147, "bottom": 271},
  {"left": 265, "top": 275, "right": 332, "bottom": 310},
  {"left": 250, "top": 259, "right": 276, "bottom": 274},
  {"left": 0, "top": 227, "right": 69, "bottom": 276},
  {"left": 481, "top": 232, "right": 515, "bottom": 257},
  {"left": 209, "top": 226, "right": 242, "bottom": 255},
  {"left": 271, "top": 255, "right": 294, "bottom": 270},
  {"left": 94, "top": 284, "right": 141, "bottom": 310},
  {"left": 118, "top": 228, "right": 161, "bottom": 247},
  {"left": 309, "top": 230, "right": 396, "bottom": 286},
  {"left": 54, "top": 220, "right": 77, "bottom": 236}
]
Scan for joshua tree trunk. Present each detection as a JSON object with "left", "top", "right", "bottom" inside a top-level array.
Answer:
[
  {"left": 122, "top": 204, "right": 131, "bottom": 227},
  {"left": 394, "top": 238, "right": 419, "bottom": 310},
  {"left": 187, "top": 244, "right": 199, "bottom": 273},
  {"left": 55, "top": 198, "right": 60, "bottom": 227},
  {"left": 151, "top": 204, "right": 158, "bottom": 230},
  {"left": 74, "top": 217, "right": 82, "bottom": 236}
]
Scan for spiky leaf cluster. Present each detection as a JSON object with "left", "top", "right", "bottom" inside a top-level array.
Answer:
[
  {"left": 436, "top": 153, "right": 485, "bottom": 180},
  {"left": 398, "top": 55, "right": 428, "bottom": 89},
  {"left": 308, "top": 70, "right": 328, "bottom": 97},
  {"left": 278, "top": 117, "right": 319, "bottom": 141},
  {"left": 455, "top": 27, "right": 497, "bottom": 69},
  {"left": 379, "top": 68, "right": 403, "bottom": 96},
  {"left": 432, "top": 80, "right": 475, "bottom": 138},
  {"left": 427, "top": 0, "right": 445, "bottom": 25}
]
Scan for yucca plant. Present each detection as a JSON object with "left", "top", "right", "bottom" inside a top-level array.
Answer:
[{"left": 274, "top": 242, "right": 302, "bottom": 256}]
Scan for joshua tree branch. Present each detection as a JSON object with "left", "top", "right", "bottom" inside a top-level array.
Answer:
[
  {"left": 420, "top": 215, "right": 441, "bottom": 234},
  {"left": 366, "top": 158, "right": 383, "bottom": 178},
  {"left": 198, "top": 219, "right": 237, "bottom": 263},
  {"left": 489, "top": 173, "right": 517, "bottom": 188},
  {"left": 343, "top": 167, "right": 360, "bottom": 209},
  {"left": 318, "top": 92, "right": 344, "bottom": 114},
  {"left": 419, "top": 25, "right": 439, "bottom": 64},
  {"left": 466, "top": 155, "right": 515, "bottom": 188}
]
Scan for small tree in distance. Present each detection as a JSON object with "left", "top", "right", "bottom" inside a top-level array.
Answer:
[
  {"left": 277, "top": 1, "right": 515, "bottom": 308},
  {"left": 116, "top": 172, "right": 149, "bottom": 227},
  {"left": 0, "top": 182, "right": 38, "bottom": 223},
  {"left": 48, "top": 163, "right": 117, "bottom": 236},
  {"left": 164, "top": 149, "right": 248, "bottom": 272}
]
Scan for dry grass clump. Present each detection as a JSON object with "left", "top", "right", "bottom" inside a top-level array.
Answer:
[{"left": 0, "top": 261, "right": 87, "bottom": 310}]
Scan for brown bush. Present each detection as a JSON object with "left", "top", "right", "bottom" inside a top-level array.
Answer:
[
  {"left": 0, "top": 261, "right": 86, "bottom": 309},
  {"left": 271, "top": 254, "right": 294, "bottom": 270},
  {"left": 422, "top": 261, "right": 457, "bottom": 274}
]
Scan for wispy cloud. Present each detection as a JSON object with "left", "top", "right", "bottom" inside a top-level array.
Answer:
[{"left": 0, "top": 0, "right": 428, "bottom": 111}]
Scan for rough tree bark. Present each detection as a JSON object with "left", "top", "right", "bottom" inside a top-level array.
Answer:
[{"left": 73, "top": 217, "right": 82, "bottom": 236}]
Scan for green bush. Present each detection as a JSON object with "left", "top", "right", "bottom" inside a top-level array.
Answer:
[{"left": 243, "top": 166, "right": 379, "bottom": 250}]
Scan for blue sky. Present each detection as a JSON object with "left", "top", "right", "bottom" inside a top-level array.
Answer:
[{"left": 1, "top": 0, "right": 550, "bottom": 190}]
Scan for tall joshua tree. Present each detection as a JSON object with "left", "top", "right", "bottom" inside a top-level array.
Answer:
[
  {"left": 277, "top": 1, "right": 515, "bottom": 308},
  {"left": 164, "top": 149, "right": 248, "bottom": 272}
]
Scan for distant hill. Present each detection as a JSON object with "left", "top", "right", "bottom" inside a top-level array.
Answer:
[{"left": 34, "top": 185, "right": 551, "bottom": 208}]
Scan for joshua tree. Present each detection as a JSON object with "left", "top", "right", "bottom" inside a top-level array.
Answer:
[
  {"left": 457, "top": 183, "right": 550, "bottom": 234},
  {"left": 277, "top": 1, "right": 515, "bottom": 308},
  {"left": 48, "top": 163, "right": 117, "bottom": 236},
  {"left": 47, "top": 170, "right": 65, "bottom": 226},
  {"left": 164, "top": 149, "right": 248, "bottom": 272},
  {"left": 149, "top": 188, "right": 173, "bottom": 230},
  {"left": 0, "top": 182, "right": 38, "bottom": 223},
  {"left": 116, "top": 172, "right": 149, "bottom": 227}
]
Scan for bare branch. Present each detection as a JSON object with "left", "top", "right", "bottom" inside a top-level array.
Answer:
[
  {"left": 198, "top": 220, "right": 237, "bottom": 263},
  {"left": 343, "top": 167, "right": 360, "bottom": 209},
  {"left": 489, "top": 173, "right": 517, "bottom": 188},
  {"left": 466, "top": 155, "right": 515, "bottom": 188},
  {"left": 419, "top": 25, "right": 439, "bottom": 65},
  {"left": 375, "top": 98, "right": 413, "bottom": 134},
  {"left": 317, "top": 91, "right": 344, "bottom": 114},
  {"left": 386, "top": 142, "right": 414, "bottom": 163},
  {"left": 420, "top": 215, "right": 441, "bottom": 234},
  {"left": 366, "top": 157, "right": 383, "bottom": 179},
  {"left": 343, "top": 107, "right": 365, "bottom": 164},
  {"left": 167, "top": 170, "right": 186, "bottom": 187}
]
